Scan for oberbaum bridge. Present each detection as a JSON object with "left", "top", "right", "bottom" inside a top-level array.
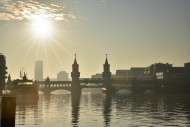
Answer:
[
  {"left": 37, "top": 55, "right": 130, "bottom": 95},
  {"left": 36, "top": 55, "right": 190, "bottom": 95},
  {"left": 1, "top": 54, "right": 190, "bottom": 127},
  {"left": 2, "top": 54, "right": 190, "bottom": 95}
]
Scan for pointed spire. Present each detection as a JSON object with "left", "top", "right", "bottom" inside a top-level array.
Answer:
[
  {"left": 105, "top": 54, "right": 108, "bottom": 64},
  {"left": 74, "top": 54, "right": 77, "bottom": 64},
  {"left": 71, "top": 54, "right": 80, "bottom": 80},
  {"left": 102, "top": 54, "right": 111, "bottom": 79}
]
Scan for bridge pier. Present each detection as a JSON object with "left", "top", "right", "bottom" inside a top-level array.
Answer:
[
  {"left": 103, "top": 80, "right": 116, "bottom": 95},
  {"left": 71, "top": 80, "right": 81, "bottom": 96},
  {"left": 43, "top": 77, "right": 51, "bottom": 95},
  {"left": 43, "top": 89, "right": 51, "bottom": 95}
]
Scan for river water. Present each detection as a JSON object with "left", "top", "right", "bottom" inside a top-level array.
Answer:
[{"left": 15, "top": 89, "right": 190, "bottom": 127}]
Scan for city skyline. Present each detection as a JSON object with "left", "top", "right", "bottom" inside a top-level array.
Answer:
[{"left": 0, "top": 0, "right": 189, "bottom": 78}]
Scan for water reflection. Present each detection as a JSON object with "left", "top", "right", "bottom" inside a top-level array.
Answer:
[
  {"left": 16, "top": 97, "right": 39, "bottom": 126},
  {"left": 15, "top": 93, "right": 190, "bottom": 127},
  {"left": 71, "top": 94, "right": 80, "bottom": 126},
  {"left": 102, "top": 94, "right": 112, "bottom": 126},
  {"left": 16, "top": 97, "right": 38, "bottom": 105}
]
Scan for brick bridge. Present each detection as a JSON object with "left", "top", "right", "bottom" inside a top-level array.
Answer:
[{"left": 36, "top": 55, "right": 190, "bottom": 95}]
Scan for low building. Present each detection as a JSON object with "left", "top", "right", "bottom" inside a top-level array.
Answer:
[
  {"left": 184, "top": 62, "right": 190, "bottom": 80},
  {"left": 91, "top": 73, "right": 102, "bottom": 78},
  {"left": 144, "top": 63, "right": 172, "bottom": 80},
  {"left": 156, "top": 67, "right": 185, "bottom": 80},
  {"left": 129, "top": 67, "right": 145, "bottom": 79},
  {"left": 169, "top": 67, "right": 185, "bottom": 80},
  {"left": 57, "top": 71, "right": 69, "bottom": 81},
  {"left": 114, "top": 70, "right": 130, "bottom": 79}
]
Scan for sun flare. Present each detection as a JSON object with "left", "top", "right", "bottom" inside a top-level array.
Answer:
[{"left": 32, "top": 18, "right": 53, "bottom": 38}]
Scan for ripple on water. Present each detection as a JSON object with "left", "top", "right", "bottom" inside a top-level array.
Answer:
[{"left": 15, "top": 94, "right": 190, "bottom": 127}]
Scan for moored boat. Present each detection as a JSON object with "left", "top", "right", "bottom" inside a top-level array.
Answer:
[{"left": 10, "top": 73, "right": 39, "bottom": 99}]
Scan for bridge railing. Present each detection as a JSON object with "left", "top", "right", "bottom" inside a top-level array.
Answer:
[
  {"left": 80, "top": 78, "right": 104, "bottom": 83},
  {"left": 35, "top": 78, "right": 159, "bottom": 88},
  {"left": 36, "top": 81, "right": 72, "bottom": 88}
]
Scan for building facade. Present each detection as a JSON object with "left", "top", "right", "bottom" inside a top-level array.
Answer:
[
  {"left": 184, "top": 62, "right": 190, "bottom": 80},
  {"left": 144, "top": 63, "right": 172, "bottom": 80},
  {"left": 129, "top": 67, "right": 145, "bottom": 79},
  {"left": 149, "top": 63, "right": 190, "bottom": 80},
  {"left": 57, "top": 71, "right": 69, "bottom": 81},
  {"left": 91, "top": 73, "right": 102, "bottom": 78},
  {"left": 0, "top": 53, "right": 7, "bottom": 94},
  {"left": 34, "top": 61, "right": 43, "bottom": 81},
  {"left": 114, "top": 70, "right": 130, "bottom": 79}
]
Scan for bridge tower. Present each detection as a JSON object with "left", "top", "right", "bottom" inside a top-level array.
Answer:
[
  {"left": 102, "top": 54, "right": 114, "bottom": 94},
  {"left": 43, "top": 77, "right": 51, "bottom": 95},
  {"left": 0, "top": 53, "right": 7, "bottom": 95},
  {"left": 71, "top": 54, "right": 81, "bottom": 95}
]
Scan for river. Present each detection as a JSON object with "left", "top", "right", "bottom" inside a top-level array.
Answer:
[{"left": 15, "top": 89, "right": 190, "bottom": 127}]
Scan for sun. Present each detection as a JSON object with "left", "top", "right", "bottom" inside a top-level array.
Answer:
[{"left": 31, "top": 17, "right": 53, "bottom": 38}]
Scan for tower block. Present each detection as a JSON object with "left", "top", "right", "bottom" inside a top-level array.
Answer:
[
  {"left": 0, "top": 54, "right": 7, "bottom": 95},
  {"left": 71, "top": 54, "right": 81, "bottom": 95}
]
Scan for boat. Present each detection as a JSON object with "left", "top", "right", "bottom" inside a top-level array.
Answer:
[{"left": 10, "top": 73, "right": 39, "bottom": 99}]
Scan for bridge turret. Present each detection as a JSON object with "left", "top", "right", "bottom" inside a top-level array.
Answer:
[
  {"left": 45, "top": 77, "right": 51, "bottom": 87},
  {"left": 102, "top": 54, "right": 111, "bottom": 79},
  {"left": 102, "top": 54, "right": 114, "bottom": 94},
  {"left": 71, "top": 54, "right": 81, "bottom": 95},
  {"left": 71, "top": 54, "right": 80, "bottom": 81}
]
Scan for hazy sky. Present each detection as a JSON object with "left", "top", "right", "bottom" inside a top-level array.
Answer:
[{"left": 0, "top": 0, "right": 190, "bottom": 79}]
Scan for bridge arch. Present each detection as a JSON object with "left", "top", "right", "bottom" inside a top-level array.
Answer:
[
  {"left": 37, "top": 81, "right": 73, "bottom": 94},
  {"left": 38, "top": 87, "right": 72, "bottom": 94}
]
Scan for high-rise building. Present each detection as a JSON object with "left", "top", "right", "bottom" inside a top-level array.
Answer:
[
  {"left": 0, "top": 53, "right": 7, "bottom": 94},
  {"left": 34, "top": 61, "right": 43, "bottom": 81}
]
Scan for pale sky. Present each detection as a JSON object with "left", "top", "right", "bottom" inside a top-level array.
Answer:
[{"left": 0, "top": 0, "right": 190, "bottom": 79}]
